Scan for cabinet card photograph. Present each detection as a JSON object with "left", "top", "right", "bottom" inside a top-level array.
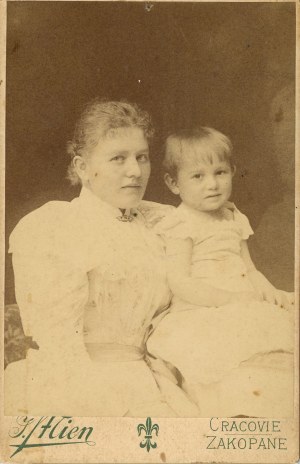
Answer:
[{"left": 0, "top": 1, "right": 298, "bottom": 463}]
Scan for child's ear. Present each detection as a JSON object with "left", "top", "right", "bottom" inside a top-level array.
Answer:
[
  {"left": 164, "top": 173, "right": 180, "bottom": 195},
  {"left": 73, "top": 156, "right": 90, "bottom": 183},
  {"left": 231, "top": 165, "right": 237, "bottom": 177}
]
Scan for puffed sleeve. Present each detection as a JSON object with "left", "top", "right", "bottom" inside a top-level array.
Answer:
[
  {"left": 137, "top": 200, "right": 175, "bottom": 228},
  {"left": 153, "top": 209, "right": 196, "bottom": 241},
  {"left": 231, "top": 204, "right": 254, "bottom": 240},
  {"left": 9, "top": 202, "right": 88, "bottom": 336}
]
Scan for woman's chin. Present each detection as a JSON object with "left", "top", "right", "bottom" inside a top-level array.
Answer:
[
  {"left": 120, "top": 199, "right": 142, "bottom": 209},
  {"left": 118, "top": 190, "right": 145, "bottom": 209}
]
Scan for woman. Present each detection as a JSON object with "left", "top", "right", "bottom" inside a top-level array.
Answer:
[{"left": 5, "top": 99, "right": 199, "bottom": 417}]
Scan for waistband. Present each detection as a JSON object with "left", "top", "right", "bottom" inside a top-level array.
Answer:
[{"left": 85, "top": 343, "right": 145, "bottom": 362}]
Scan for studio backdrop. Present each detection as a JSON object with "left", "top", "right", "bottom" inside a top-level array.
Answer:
[{"left": 5, "top": 1, "right": 295, "bottom": 302}]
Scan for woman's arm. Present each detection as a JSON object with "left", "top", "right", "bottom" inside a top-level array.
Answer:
[
  {"left": 166, "top": 237, "right": 257, "bottom": 307},
  {"left": 9, "top": 205, "right": 88, "bottom": 336},
  {"left": 240, "top": 240, "right": 294, "bottom": 309}
]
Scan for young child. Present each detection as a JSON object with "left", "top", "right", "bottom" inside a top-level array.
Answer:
[{"left": 147, "top": 127, "right": 295, "bottom": 417}]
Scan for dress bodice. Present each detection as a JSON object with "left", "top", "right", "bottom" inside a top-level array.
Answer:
[
  {"left": 9, "top": 188, "right": 171, "bottom": 357},
  {"left": 84, "top": 209, "right": 171, "bottom": 348}
]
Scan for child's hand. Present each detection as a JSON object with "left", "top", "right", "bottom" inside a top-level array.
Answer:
[
  {"left": 273, "top": 290, "right": 295, "bottom": 311},
  {"left": 249, "top": 271, "right": 294, "bottom": 310},
  {"left": 248, "top": 270, "right": 282, "bottom": 306}
]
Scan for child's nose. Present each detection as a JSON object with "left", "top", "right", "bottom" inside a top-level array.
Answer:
[{"left": 206, "top": 175, "right": 218, "bottom": 188}]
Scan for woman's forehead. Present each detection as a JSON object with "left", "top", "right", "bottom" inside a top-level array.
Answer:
[{"left": 91, "top": 126, "right": 149, "bottom": 155}]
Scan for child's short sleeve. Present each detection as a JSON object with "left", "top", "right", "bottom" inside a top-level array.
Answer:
[
  {"left": 232, "top": 205, "right": 254, "bottom": 240},
  {"left": 153, "top": 210, "right": 196, "bottom": 241}
]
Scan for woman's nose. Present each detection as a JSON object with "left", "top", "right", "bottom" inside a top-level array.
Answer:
[{"left": 125, "top": 157, "right": 141, "bottom": 177}]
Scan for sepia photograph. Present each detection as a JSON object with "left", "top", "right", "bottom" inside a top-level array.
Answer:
[{"left": 0, "top": 1, "right": 298, "bottom": 462}]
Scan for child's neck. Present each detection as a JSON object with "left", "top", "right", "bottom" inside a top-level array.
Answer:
[{"left": 181, "top": 202, "right": 226, "bottom": 219}]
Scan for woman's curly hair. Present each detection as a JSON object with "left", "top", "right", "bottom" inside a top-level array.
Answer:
[{"left": 67, "top": 98, "right": 154, "bottom": 185}]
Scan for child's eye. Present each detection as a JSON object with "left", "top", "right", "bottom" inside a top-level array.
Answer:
[
  {"left": 136, "top": 153, "right": 149, "bottom": 163},
  {"left": 216, "top": 170, "right": 227, "bottom": 175},
  {"left": 193, "top": 173, "right": 203, "bottom": 179},
  {"left": 111, "top": 155, "right": 125, "bottom": 163}
]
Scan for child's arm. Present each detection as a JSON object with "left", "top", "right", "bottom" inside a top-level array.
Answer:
[
  {"left": 240, "top": 240, "right": 294, "bottom": 310},
  {"left": 166, "top": 237, "right": 258, "bottom": 307}
]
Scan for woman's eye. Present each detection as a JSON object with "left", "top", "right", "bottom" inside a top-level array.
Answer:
[
  {"left": 111, "top": 155, "right": 125, "bottom": 163},
  {"left": 137, "top": 154, "right": 149, "bottom": 162}
]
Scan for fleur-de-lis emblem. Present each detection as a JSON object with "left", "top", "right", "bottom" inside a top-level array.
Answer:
[{"left": 137, "top": 417, "right": 159, "bottom": 452}]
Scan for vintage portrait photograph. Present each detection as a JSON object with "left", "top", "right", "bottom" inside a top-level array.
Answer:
[{"left": 1, "top": 1, "right": 298, "bottom": 463}]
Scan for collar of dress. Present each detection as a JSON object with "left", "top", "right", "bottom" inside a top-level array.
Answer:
[{"left": 78, "top": 187, "right": 139, "bottom": 221}]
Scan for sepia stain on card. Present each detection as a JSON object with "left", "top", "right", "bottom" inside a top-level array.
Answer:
[
  {"left": 240, "top": 169, "right": 248, "bottom": 178},
  {"left": 275, "top": 106, "right": 284, "bottom": 122},
  {"left": 145, "top": 2, "right": 153, "bottom": 12},
  {"left": 253, "top": 390, "right": 261, "bottom": 396},
  {"left": 160, "top": 451, "right": 166, "bottom": 462},
  {"left": 11, "top": 40, "right": 20, "bottom": 54}
]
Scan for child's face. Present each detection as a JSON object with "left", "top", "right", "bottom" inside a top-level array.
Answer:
[{"left": 167, "top": 154, "right": 234, "bottom": 212}]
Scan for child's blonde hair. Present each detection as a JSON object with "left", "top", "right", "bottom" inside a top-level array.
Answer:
[{"left": 163, "top": 127, "right": 233, "bottom": 178}]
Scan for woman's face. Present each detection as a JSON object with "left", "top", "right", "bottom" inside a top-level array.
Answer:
[{"left": 83, "top": 126, "right": 151, "bottom": 209}]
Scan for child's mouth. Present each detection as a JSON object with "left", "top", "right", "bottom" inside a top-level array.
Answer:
[{"left": 206, "top": 194, "right": 221, "bottom": 199}]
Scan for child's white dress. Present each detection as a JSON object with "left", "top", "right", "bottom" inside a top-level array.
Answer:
[{"left": 147, "top": 202, "right": 294, "bottom": 417}]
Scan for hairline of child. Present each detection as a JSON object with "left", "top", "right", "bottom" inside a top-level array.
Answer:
[
  {"left": 66, "top": 99, "right": 235, "bottom": 188},
  {"left": 163, "top": 127, "right": 235, "bottom": 181}
]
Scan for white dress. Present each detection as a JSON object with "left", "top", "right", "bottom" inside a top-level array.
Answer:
[
  {"left": 147, "top": 202, "right": 294, "bottom": 417},
  {"left": 5, "top": 188, "right": 199, "bottom": 417}
]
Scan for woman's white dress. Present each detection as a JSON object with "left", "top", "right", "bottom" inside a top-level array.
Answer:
[
  {"left": 5, "top": 188, "right": 199, "bottom": 417},
  {"left": 147, "top": 202, "right": 295, "bottom": 417}
]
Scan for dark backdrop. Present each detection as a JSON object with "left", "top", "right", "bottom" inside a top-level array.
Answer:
[{"left": 5, "top": 1, "right": 296, "bottom": 302}]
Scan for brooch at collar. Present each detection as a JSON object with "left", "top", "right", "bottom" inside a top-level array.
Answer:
[
  {"left": 116, "top": 209, "right": 138, "bottom": 222},
  {"left": 116, "top": 214, "right": 134, "bottom": 222}
]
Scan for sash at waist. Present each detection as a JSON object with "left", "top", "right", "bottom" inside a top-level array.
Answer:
[{"left": 85, "top": 343, "right": 145, "bottom": 362}]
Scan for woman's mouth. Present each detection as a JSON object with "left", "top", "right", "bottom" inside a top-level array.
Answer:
[{"left": 122, "top": 185, "right": 141, "bottom": 189}]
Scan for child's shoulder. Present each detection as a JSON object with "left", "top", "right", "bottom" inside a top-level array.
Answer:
[{"left": 223, "top": 202, "right": 254, "bottom": 239}]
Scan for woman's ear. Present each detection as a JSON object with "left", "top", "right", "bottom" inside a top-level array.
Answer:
[
  {"left": 164, "top": 173, "right": 180, "bottom": 195},
  {"left": 73, "top": 156, "right": 89, "bottom": 183}
]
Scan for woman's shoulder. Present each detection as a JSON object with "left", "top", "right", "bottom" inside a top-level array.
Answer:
[
  {"left": 137, "top": 200, "right": 176, "bottom": 228},
  {"left": 12, "top": 200, "right": 73, "bottom": 232},
  {"left": 147, "top": 203, "right": 196, "bottom": 241},
  {"left": 9, "top": 200, "right": 75, "bottom": 254}
]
